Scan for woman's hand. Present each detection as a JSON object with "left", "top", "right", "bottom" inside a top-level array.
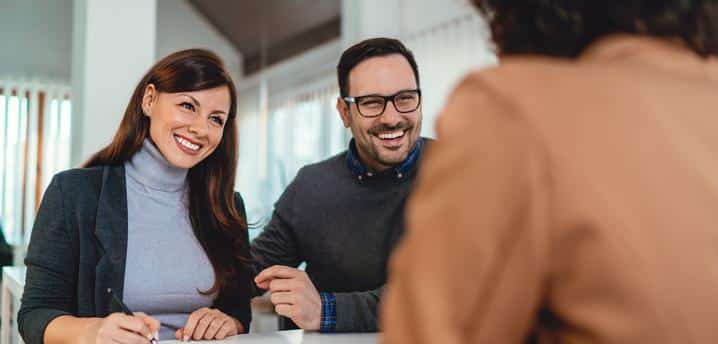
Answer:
[
  {"left": 88, "top": 312, "right": 160, "bottom": 344},
  {"left": 176, "top": 307, "right": 243, "bottom": 341}
]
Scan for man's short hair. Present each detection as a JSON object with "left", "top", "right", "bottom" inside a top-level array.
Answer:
[
  {"left": 474, "top": 0, "right": 718, "bottom": 58},
  {"left": 337, "top": 37, "right": 420, "bottom": 98}
]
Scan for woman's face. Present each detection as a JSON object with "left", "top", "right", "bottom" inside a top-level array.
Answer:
[{"left": 142, "top": 84, "right": 231, "bottom": 169}]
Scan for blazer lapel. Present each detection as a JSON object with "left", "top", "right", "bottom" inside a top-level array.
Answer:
[{"left": 93, "top": 164, "right": 128, "bottom": 316}]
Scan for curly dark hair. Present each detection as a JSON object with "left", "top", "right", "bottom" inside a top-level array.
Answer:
[{"left": 474, "top": 0, "right": 718, "bottom": 57}]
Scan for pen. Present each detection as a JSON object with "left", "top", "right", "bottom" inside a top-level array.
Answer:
[{"left": 107, "top": 288, "right": 159, "bottom": 344}]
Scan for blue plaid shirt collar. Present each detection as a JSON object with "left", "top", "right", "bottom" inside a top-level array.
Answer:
[{"left": 345, "top": 137, "right": 424, "bottom": 180}]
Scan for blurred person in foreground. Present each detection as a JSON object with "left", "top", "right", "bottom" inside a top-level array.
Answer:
[{"left": 382, "top": 1, "right": 718, "bottom": 343}]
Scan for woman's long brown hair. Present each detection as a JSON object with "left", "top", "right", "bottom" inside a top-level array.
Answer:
[{"left": 84, "top": 49, "right": 248, "bottom": 298}]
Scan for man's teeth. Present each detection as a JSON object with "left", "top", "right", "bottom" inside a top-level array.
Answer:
[
  {"left": 378, "top": 130, "right": 405, "bottom": 140},
  {"left": 175, "top": 135, "right": 200, "bottom": 151}
]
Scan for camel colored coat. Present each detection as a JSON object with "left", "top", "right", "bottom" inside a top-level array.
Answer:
[{"left": 382, "top": 35, "right": 718, "bottom": 343}]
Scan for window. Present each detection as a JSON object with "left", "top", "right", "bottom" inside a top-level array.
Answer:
[
  {"left": 0, "top": 81, "right": 71, "bottom": 245},
  {"left": 236, "top": 84, "right": 348, "bottom": 240},
  {"left": 266, "top": 87, "right": 347, "bottom": 213}
]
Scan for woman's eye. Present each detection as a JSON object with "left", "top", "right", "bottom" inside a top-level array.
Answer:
[
  {"left": 211, "top": 116, "right": 225, "bottom": 126},
  {"left": 180, "top": 102, "right": 195, "bottom": 111}
]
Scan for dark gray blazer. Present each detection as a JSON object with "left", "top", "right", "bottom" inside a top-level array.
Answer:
[{"left": 18, "top": 164, "right": 252, "bottom": 344}]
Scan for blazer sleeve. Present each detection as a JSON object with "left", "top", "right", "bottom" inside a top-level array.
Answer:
[
  {"left": 214, "top": 192, "right": 252, "bottom": 332},
  {"left": 18, "top": 175, "right": 79, "bottom": 344}
]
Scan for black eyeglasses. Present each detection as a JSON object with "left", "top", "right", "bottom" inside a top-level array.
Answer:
[{"left": 343, "top": 89, "right": 421, "bottom": 118}]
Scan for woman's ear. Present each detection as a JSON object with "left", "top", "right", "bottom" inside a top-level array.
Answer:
[{"left": 142, "top": 84, "right": 157, "bottom": 116}]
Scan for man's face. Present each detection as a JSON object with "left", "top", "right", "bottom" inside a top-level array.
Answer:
[{"left": 337, "top": 54, "right": 422, "bottom": 172}]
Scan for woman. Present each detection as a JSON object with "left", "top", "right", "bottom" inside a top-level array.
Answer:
[{"left": 18, "top": 49, "right": 251, "bottom": 343}]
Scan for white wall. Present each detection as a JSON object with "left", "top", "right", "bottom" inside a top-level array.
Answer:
[
  {"left": 71, "top": 0, "right": 157, "bottom": 165},
  {"left": 341, "top": 0, "right": 402, "bottom": 47},
  {"left": 0, "top": 0, "right": 73, "bottom": 81},
  {"left": 401, "top": 0, "right": 475, "bottom": 34},
  {"left": 400, "top": 0, "right": 497, "bottom": 137},
  {"left": 156, "top": 0, "right": 243, "bottom": 83}
]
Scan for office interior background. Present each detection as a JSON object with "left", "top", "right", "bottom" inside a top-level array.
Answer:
[{"left": 0, "top": 0, "right": 495, "bottom": 338}]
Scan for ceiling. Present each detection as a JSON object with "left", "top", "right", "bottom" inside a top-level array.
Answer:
[{"left": 188, "top": 0, "right": 341, "bottom": 75}]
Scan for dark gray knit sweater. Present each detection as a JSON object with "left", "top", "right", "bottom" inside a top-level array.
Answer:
[{"left": 250, "top": 138, "right": 431, "bottom": 332}]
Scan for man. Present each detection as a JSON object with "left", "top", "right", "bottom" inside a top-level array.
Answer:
[
  {"left": 251, "top": 37, "right": 430, "bottom": 332},
  {"left": 383, "top": 1, "right": 718, "bottom": 343}
]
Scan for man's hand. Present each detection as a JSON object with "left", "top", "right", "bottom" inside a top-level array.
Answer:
[{"left": 255, "top": 265, "right": 322, "bottom": 330}]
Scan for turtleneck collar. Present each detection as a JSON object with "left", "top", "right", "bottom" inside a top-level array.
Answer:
[{"left": 125, "top": 139, "right": 188, "bottom": 192}]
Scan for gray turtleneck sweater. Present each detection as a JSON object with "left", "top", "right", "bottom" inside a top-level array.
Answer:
[{"left": 122, "top": 140, "right": 215, "bottom": 340}]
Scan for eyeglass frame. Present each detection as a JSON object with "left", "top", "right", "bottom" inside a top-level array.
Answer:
[{"left": 343, "top": 89, "right": 422, "bottom": 118}]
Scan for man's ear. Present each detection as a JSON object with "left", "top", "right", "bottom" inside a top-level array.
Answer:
[{"left": 336, "top": 97, "right": 351, "bottom": 128}]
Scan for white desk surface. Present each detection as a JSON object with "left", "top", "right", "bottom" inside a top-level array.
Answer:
[
  {"left": 1, "top": 268, "right": 377, "bottom": 344},
  {"left": 160, "top": 330, "right": 379, "bottom": 344}
]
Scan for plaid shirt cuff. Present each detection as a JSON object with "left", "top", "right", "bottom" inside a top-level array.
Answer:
[{"left": 319, "top": 292, "right": 337, "bottom": 332}]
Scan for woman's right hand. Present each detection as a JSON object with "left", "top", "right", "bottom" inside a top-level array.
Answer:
[{"left": 88, "top": 312, "right": 160, "bottom": 344}]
